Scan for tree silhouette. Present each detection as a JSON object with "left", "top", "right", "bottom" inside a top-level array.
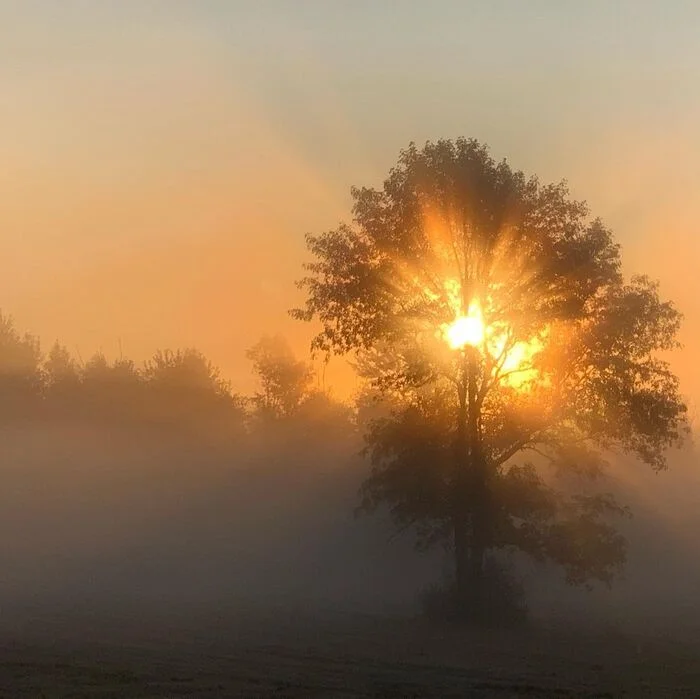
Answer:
[
  {"left": 43, "top": 342, "right": 81, "bottom": 416},
  {"left": 44, "top": 342, "right": 79, "bottom": 387},
  {"left": 247, "top": 336, "right": 314, "bottom": 421},
  {"left": 294, "top": 139, "right": 687, "bottom": 621},
  {"left": 79, "top": 352, "right": 144, "bottom": 425},
  {"left": 0, "top": 311, "right": 43, "bottom": 421},
  {"left": 143, "top": 348, "right": 245, "bottom": 440}
]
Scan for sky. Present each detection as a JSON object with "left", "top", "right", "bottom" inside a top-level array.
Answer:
[{"left": 1, "top": 0, "right": 699, "bottom": 403}]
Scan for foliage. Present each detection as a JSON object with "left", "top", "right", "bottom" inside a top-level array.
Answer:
[
  {"left": 44, "top": 342, "right": 80, "bottom": 389},
  {"left": 0, "top": 311, "right": 351, "bottom": 452},
  {"left": 140, "top": 348, "right": 245, "bottom": 438},
  {"left": 0, "top": 322, "right": 248, "bottom": 440},
  {"left": 79, "top": 352, "right": 145, "bottom": 425},
  {"left": 294, "top": 138, "right": 687, "bottom": 593},
  {"left": 0, "top": 311, "right": 43, "bottom": 418},
  {"left": 247, "top": 336, "right": 314, "bottom": 420}
]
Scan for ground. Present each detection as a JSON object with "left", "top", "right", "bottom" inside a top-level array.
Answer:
[{"left": 1, "top": 605, "right": 699, "bottom": 698}]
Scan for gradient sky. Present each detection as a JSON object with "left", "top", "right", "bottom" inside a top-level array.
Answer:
[{"left": 1, "top": 1, "right": 699, "bottom": 404}]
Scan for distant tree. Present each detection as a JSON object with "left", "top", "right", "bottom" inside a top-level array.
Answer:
[
  {"left": 43, "top": 342, "right": 79, "bottom": 402},
  {"left": 82, "top": 351, "right": 110, "bottom": 377},
  {"left": 82, "top": 352, "right": 142, "bottom": 389},
  {"left": 79, "top": 352, "right": 144, "bottom": 425},
  {"left": 295, "top": 390, "right": 355, "bottom": 437},
  {"left": 246, "top": 336, "right": 314, "bottom": 420},
  {"left": 143, "top": 348, "right": 245, "bottom": 439},
  {"left": 44, "top": 342, "right": 79, "bottom": 386},
  {"left": 144, "top": 348, "right": 231, "bottom": 396},
  {"left": 294, "top": 139, "right": 687, "bottom": 621},
  {"left": 0, "top": 311, "right": 43, "bottom": 420}
]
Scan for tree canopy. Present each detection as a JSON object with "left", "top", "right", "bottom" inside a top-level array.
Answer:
[
  {"left": 294, "top": 138, "right": 687, "bottom": 615},
  {"left": 247, "top": 335, "right": 314, "bottom": 420}
]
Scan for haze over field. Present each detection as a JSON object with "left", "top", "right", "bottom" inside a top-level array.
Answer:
[{"left": 2, "top": 1, "right": 700, "bottom": 403}]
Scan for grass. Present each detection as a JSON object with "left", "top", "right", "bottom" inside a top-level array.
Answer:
[{"left": 0, "top": 605, "right": 699, "bottom": 697}]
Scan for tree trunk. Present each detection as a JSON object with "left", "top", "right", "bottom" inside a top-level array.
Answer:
[
  {"left": 467, "top": 502, "right": 487, "bottom": 615},
  {"left": 452, "top": 371, "right": 471, "bottom": 615},
  {"left": 452, "top": 347, "right": 489, "bottom": 620},
  {"left": 453, "top": 512, "right": 470, "bottom": 610}
]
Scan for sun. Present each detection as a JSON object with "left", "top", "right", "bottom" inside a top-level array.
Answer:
[
  {"left": 439, "top": 292, "right": 543, "bottom": 388},
  {"left": 444, "top": 300, "right": 485, "bottom": 350},
  {"left": 435, "top": 280, "right": 544, "bottom": 389}
]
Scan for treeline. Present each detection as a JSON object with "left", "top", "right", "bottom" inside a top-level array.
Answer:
[
  {"left": 0, "top": 311, "right": 353, "bottom": 446},
  {"left": 0, "top": 312, "right": 431, "bottom": 615}
]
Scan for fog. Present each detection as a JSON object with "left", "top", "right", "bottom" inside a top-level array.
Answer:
[
  {"left": 1, "top": 403, "right": 699, "bottom": 638},
  {"left": 0, "top": 418, "right": 436, "bottom": 619},
  {"left": 0, "top": 319, "right": 698, "bottom": 698},
  {"left": 527, "top": 445, "right": 700, "bottom": 633}
]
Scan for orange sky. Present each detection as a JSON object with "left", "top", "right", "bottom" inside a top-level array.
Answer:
[{"left": 1, "top": 2, "right": 699, "bottom": 407}]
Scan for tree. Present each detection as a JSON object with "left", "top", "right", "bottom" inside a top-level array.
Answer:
[
  {"left": 0, "top": 311, "right": 43, "bottom": 420},
  {"left": 43, "top": 342, "right": 80, "bottom": 407},
  {"left": 293, "top": 138, "right": 687, "bottom": 621},
  {"left": 246, "top": 336, "right": 314, "bottom": 420},
  {"left": 44, "top": 342, "right": 79, "bottom": 387},
  {"left": 80, "top": 352, "right": 144, "bottom": 425},
  {"left": 143, "top": 348, "right": 245, "bottom": 439}
]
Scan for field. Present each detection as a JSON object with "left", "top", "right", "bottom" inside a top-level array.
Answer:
[{"left": 1, "top": 605, "right": 699, "bottom": 698}]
